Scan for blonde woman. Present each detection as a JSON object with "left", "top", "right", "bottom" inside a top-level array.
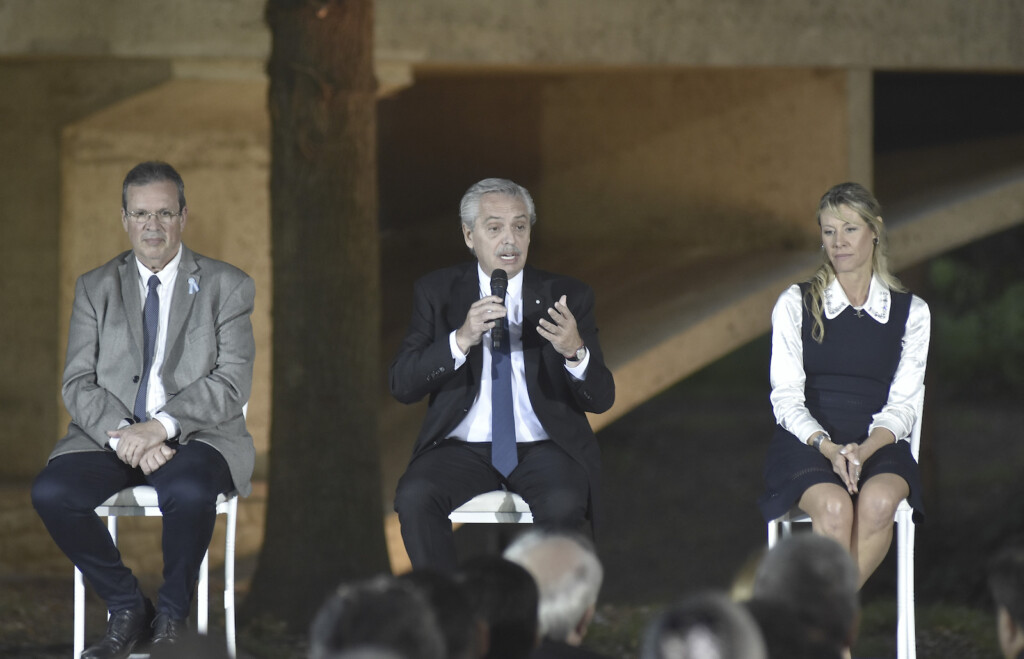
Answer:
[{"left": 758, "top": 182, "right": 930, "bottom": 588}]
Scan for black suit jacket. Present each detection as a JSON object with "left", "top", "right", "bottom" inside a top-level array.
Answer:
[{"left": 389, "top": 262, "right": 615, "bottom": 523}]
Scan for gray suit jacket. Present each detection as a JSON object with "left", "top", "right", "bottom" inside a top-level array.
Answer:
[{"left": 52, "top": 245, "right": 257, "bottom": 497}]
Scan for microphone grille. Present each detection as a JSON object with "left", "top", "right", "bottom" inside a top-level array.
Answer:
[{"left": 490, "top": 269, "right": 508, "bottom": 297}]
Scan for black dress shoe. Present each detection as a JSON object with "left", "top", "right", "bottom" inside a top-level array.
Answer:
[
  {"left": 81, "top": 598, "right": 155, "bottom": 659},
  {"left": 150, "top": 611, "right": 188, "bottom": 646}
]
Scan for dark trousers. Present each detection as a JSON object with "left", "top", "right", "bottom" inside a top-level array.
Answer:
[
  {"left": 31, "top": 441, "right": 233, "bottom": 619},
  {"left": 394, "top": 439, "right": 590, "bottom": 571}
]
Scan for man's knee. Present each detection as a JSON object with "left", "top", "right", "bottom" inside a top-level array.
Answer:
[
  {"left": 155, "top": 476, "right": 219, "bottom": 517},
  {"left": 30, "top": 467, "right": 85, "bottom": 517},
  {"left": 394, "top": 473, "right": 448, "bottom": 519},
  {"left": 526, "top": 485, "right": 589, "bottom": 527},
  {"left": 31, "top": 469, "right": 63, "bottom": 516}
]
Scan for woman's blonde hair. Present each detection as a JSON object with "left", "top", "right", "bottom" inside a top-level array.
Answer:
[{"left": 805, "top": 182, "right": 905, "bottom": 343}]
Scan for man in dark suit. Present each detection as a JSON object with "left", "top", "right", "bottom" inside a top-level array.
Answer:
[
  {"left": 32, "top": 161, "right": 255, "bottom": 659},
  {"left": 390, "top": 178, "right": 615, "bottom": 571}
]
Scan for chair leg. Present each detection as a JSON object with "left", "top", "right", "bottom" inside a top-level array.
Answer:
[
  {"left": 896, "top": 509, "right": 916, "bottom": 659},
  {"left": 225, "top": 496, "right": 238, "bottom": 658},
  {"left": 106, "top": 516, "right": 117, "bottom": 624},
  {"left": 73, "top": 493, "right": 238, "bottom": 654},
  {"left": 198, "top": 549, "right": 210, "bottom": 634},
  {"left": 106, "top": 516, "right": 118, "bottom": 554},
  {"left": 74, "top": 567, "right": 86, "bottom": 659},
  {"left": 907, "top": 518, "right": 917, "bottom": 659},
  {"left": 74, "top": 512, "right": 120, "bottom": 656}
]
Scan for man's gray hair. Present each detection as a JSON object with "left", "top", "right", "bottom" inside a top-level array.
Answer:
[
  {"left": 752, "top": 533, "right": 860, "bottom": 647},
  {"left": 459, "top": 178, "right": 537, "bottom": 230},
  {"left": 503, "top": 530, "right": 602, "bottom": 642}
]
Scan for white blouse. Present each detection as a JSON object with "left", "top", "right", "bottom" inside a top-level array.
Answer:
[{"left": 769, "top": 275, "right": 930, "bottom": 445}]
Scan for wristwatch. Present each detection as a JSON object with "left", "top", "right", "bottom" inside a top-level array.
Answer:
[
  {"left": 810, "top": 432, "right": 829, "bottom": 451},
  {"left": 566, "top": 343, "right": 587, "bottom": 363}
]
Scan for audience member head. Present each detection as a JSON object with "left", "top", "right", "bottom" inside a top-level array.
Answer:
[
  {"left": 743, "top": 598, "right": 843, "bottom": 659},
  {"left": 752, "top": 533, "right": 859, "bottom": 651},
  {"left": 322, "top": 649, "right": 407, "bottom": 659},
  {"left": 309, "top": 575, "right": 446, "bottom": 659},
  {"left": 400, "top": 569, "right": 484, "bottom": 659},
  {"left": 503, "top": 529, "right": 603, "bottom": 645},
  {"left": 988, "top": 542, "right": 1024, "bottom": 659},
  {"left": 640, "top": 591, "right": 766, "bottom": 659},
  {"left": 456, "top": 555, "right": 539, "bottom": 659}
]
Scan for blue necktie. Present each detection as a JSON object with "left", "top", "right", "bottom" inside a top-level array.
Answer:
[
  {"left": 491, "top": 310, "right": 518, "bottom": 477},
  {"left": 133, "top": 275, "right": 160, "bottom": 422}
]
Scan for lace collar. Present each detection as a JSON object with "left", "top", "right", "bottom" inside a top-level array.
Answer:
[{"left": 823, "top": 274, "right": 891, "bottom": 322}]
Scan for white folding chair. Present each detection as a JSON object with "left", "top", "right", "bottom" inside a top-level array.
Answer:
[
  {"left": 766, "top": 387, "right": 924, "bottom": 659},
  {"left": 449, "top": 489, "right": 534, "bottom": 524},
  {"left": 72, "top": 487, "right": 239, "bottom": 659}
]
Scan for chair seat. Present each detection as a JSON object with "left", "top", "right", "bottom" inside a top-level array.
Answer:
[
  {"left": 449, "top": 490, "right": 534, "bottom": 524},
  {"left": 95, "top": 486, "right": 234, "bottom": 509}
]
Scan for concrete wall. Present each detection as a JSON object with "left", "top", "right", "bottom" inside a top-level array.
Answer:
[
  {"left": 0, "top": 60, "right": 172, "bottom": 480},
  {"left": 378, "top": 66, "right": 867, "bottom": 299},
  {"left": 376, "top": 1, "right": 1024, "bottom": 69},
  {"left": 535, "top": 68, "right": 866, "bottom": 259},
  {"left": 3, "top": 0, "right": 1022, "bottom": 70},
  {"left": 0, "top": 1, "right": 269, "bottom": 58}
]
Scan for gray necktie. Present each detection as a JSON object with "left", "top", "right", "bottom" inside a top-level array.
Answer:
[
  {"left": 133, "top": 275, "right": 160, "bottom": 422},
  {"left": 491, "top": 311, "right": 518, "bottom": 477}
]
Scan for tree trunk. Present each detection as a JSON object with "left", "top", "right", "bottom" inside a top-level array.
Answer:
[{"left": 244, "top": 0, "right": 386, "bottom": 630}]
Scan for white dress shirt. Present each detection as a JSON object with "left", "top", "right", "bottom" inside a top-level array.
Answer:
[
  {"left": 769, "top": 274, "right": 930, "bottom": 445},
  {"left": 448, "top": 266, "right": 589, "bottom": 444}
]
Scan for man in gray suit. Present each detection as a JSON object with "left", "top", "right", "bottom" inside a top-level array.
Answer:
[{"left": 32, "top": 161, "right": 255, "bottom": 659}]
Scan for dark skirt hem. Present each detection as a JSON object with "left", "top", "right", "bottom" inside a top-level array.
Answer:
[{"left": 758, "top": 431, "right": 924, "bottom": 524}]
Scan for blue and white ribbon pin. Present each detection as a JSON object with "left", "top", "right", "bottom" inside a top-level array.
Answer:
[{"left": 188, "top": 277, "right": 200, "bottom": 295}]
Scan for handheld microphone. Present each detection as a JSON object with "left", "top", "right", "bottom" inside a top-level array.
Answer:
[{"left": 490, "top": 269, "right": 508, "bottom": 349}]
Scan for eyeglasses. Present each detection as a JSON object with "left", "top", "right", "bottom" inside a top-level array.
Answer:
[{"left": 125, "top": 209, "right": 182, "bottom": 224}]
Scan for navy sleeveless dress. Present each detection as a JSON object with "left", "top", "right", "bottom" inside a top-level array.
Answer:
[{"left": 758, "top": 283, "right": 924, "bottom": 523}]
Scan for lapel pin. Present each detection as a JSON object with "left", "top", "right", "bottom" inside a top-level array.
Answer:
[{"left": 188, "top": 277, "right": 200, "bottom": 295}]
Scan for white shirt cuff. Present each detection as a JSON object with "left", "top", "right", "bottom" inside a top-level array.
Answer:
[
  {"left": 564, "top": 348, "right": 590, "bottom": 380},
  {"left": 153, "top": 412, "right": 180, "bottom": 441},
  {"left": 108, "top": 418, "right": 133, "bottom": 450},
  {"left": 449, "top": 330, "right": 468, "bottom": 369}
]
